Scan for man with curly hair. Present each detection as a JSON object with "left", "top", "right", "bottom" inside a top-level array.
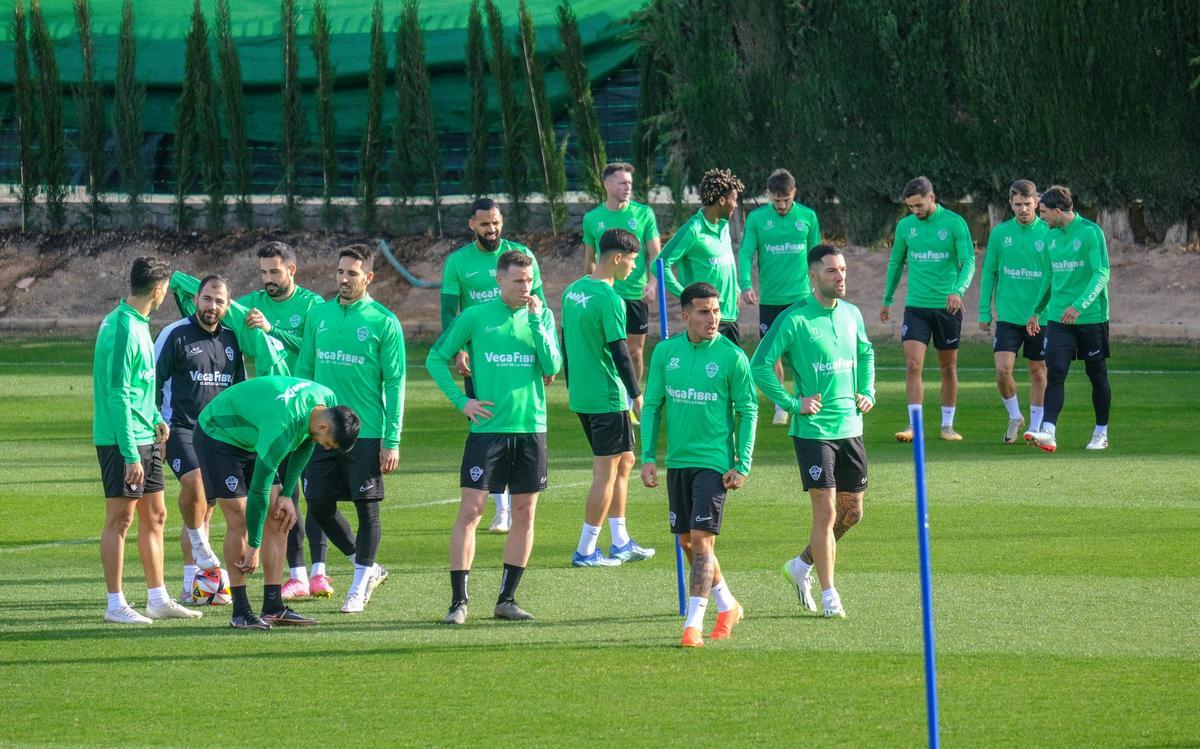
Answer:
[{"left": 658, "top": 168, "right": 745, "bottom": 344}]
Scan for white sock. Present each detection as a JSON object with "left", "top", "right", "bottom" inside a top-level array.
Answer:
[
  {"left": 185, "top": 526, "right": 207, "bottom": 546},
  {"left": 609, "top": 517, "right": 631, "bottom": 548},
  {"left": 940, "top": 406, "right": 955, "bottom": 428},
  {"left": 146, "top": 586, "right": 170, "bottom": 607},
  {"left": 107, "top": 591, "right": 128, "bottom": 611},
  {"left": 493, "top": 492, "right": 510, "bottom": 514},
  {"left": 1043, "top": 421, "right": 1056, "bottom": 436},
  {"left": 821, "top": 587, "right": 840, "bottom": 605},
  {"left": 1094, "top": 424, "right": 1108, "bottom": 437},
  {"left": 311, "top": 561, "right": 327, "bottom": 577},
  {"left": 793, "top": 556, "right": 813, "bottom": 579},
  {"left": 290, "top": 566, "right": 309, "bottom": 585},
  {"left": 1002, "top": 395, "right": 1021, "bottom": 420},
  {"left": 684, "top": 596, "right": 709, "bottom": 630},
  {"left": 576, "top": 523, "right": 601, "bottom": 556},
  {"left": 1030, "top": 405, "right": 1044, "bottom": 431},
  {"left": 183, "top": 565, "right": 198, "bottom": 596},
  {"left": 711, "top": 581, "right": 736, "bottom": 613},
  {"left": 775, "top": 404, "right": 786, "bottom": 416},
  {"left": 350, "top": 563, "right": 372, "bottom": 596}
]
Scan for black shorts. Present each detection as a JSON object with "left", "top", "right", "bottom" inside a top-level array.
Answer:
[
  {"left": 667, "top": 467, "right": 727, "bottom": 535},
  {"left": 460, "top": 432, "right": 548, "bottom": 494},
  {"left": 1045, "top": 321, "right": 1110, "bottom": 363},
  {"left": 718, "top": 320, "right": 741, "bottom": 345},
  {"left": 902, "top": 307, "right": 962, "bottom": 350},
  {"left": 759, "top": 304, "right": 792, "bottom": 338},
  {"left": 993, "top": 321, "right": 1046, "bottom": 361},
  {"left": 194, "top": 426, "right": 280, "bottom": 501},
  {"left": 96, "top": 443, "right": 165, "bottom": 499},
  {"left": 303, "top": 438, "right": 385, "bottom": 502},
  {"left": 624, "top": 299, "right": 649, "bottom": 336},
  {"left": 578, "top": 411, "right": 635, "bottom": 457},
  {"left": 793, "top": 436, "right": 869, "bottom": 492},
  {"left": 165, "top": 426, "right": 200, "bottom": 479}
]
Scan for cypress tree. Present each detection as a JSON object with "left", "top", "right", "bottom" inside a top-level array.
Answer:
[
  {"left": 216, "top": 0, "right": 251, "bottom": 229},
  {"left": 74, "top": 0, "right": 107, "bottom": 232},
  {"left": 311, "top": 0, "right": 340, "bottom": 233},
  {"left": 112, "top": 0, "right": 145, "bottom": 222},
  {"left": 463, "top": 0, "right": 489, "bottom": 200},
  {"left": 29, "top": 0, "right": 68, "bottom": 231},
  {"left": 397, "top": 0, "right": 442, "bottom": 236},
  {"left": 391, "top": 12, "right": 416, "bottom": 230},
  {"left": 357, "top": 0, "right": 386, "bottom": 233},
  {"left": 518, "top": 0, "right": 566, "bottom": 233},
  {"left": 279, "top": 0, "right": 303, "bottom": 230},
  {"left": 11, "top": 0, "right": 38, "bottom": 231},
  {"left": 556, "top": 0, "right": 606, "bottom": 202},
  {"left": 485, "top": 0, "right": 528, "bottom": 231}
]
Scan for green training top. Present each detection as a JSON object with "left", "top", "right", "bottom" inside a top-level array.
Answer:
[
  {"left": 641, "top": 332, "right": 758, "bottom": 475},
  {"left": 295, "top": 294, "right": 405, "bottom": 449},
  {"left": 440, "top": 239, "right": 545, "bottom": 329},
  {"left": 1034, "top": 214, "right": 1111, "bottom": 325},
  {"left": 737, "top": 202, "right": 820, "bottom": 305},
  {"left": 198, "top": 376, "right": 336, "bottom": 548},
  {"left": 561, "top": 276, "right": 628, "bottom": 413},
  {"left": 237, "top": 285, "right": 324, "bottom": 372},
  {"left": 883, "top": 205, "right": 976, "bottom": 309},
  {"left": 978, "top": 217, "right": 1050, "bottom": 326},
  {"left": 93, "top": 300, "right": 165, "bottom": 462},
  {"left": 581, "top": 200, "right": 661, "bottom": 301},
  {"left": 170, "top": 272, "right": 289, "bottom": 377},
  {"left": 658, "top": 209, "right": 740, "bottom": 322},
  {"left": 426, "top": 297, "right": 562, "bottom": 434},
  {"left": 750, "top": 297, "right": 876, "bottom": 440}
]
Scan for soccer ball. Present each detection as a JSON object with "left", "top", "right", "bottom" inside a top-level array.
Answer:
[{"left": 191, "top": 567, "right": 232, "bottom": 606}]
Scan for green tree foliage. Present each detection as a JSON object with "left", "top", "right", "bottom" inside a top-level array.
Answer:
[
  {"left": 279, "top": 0, "right": 303, "bottom": 230},
  {"left": 485, "top": 0, "right": 529, "bottom": 231},
  {"left": 357, "top": 0, "right": 386, "bottom": 233},
  {"left": 173, "top": 0, "right": 222, "bottom": 232},
  {"left": 463, "top": 0, "right": 489, "bottom": 200},
  {"left": 215, "top": 0, "right": 251, "bottom": 229},
  {"left": 518, "top": 0, "right": 566, "bottom": 233},
  {"left": 11, "top": 0, "right": 37, "bottom": 231},
  {"left": 395, "top": 0, "right": 444, "bottom": 235},
  {"left": 112, "top": 0, "right": 145, "bottom": 221},
  {"left": 73, "top": 0, "right": 107, "bottom": 232},
  {"left": 28, "top": 0, "right": 67, "bottom": 230},
  {"left": 556, "top": 0, "right": 605, "bottom": 202},
  {"left": 311, "top": 0, "right": 339, "bottom": 233}
]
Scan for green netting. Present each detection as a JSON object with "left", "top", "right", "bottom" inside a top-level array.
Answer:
[{"left": 0, "top": 0, "right": 644, "bottom": 141}]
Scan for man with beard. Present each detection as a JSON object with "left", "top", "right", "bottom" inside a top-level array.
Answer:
[
  {"left": 155, "top": 274, "right": 246, "bottom": 602},
  {"left": 439, "top": 198, "right": 546, "bottom": 534},
  {"left": 240, "top": 241, "right": 332, "bottom": 601}
]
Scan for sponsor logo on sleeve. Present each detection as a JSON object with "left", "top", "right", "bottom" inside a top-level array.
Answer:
[{"left": 565, "top": 290, "right": 593, "bottom": 308}]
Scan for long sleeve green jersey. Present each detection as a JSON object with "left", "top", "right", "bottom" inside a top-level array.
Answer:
[
  {"left": 1033, "top": 215, "right": 1111, "bottom": 325},
  {"left": 170, "top": 272, "right": 290, "bottom": 376},
  {"left": 237, "top": 285, "right": 325, "bottom": 372},
  {"left": 294, "top": 294, "right": 405, "bottom": 449},
  {"left": 658, "top": 209, "right": 740, "bottom": 322},
  {"left": 92, "top": 300, "right": 165, "bottom": 461},
  {"left": 439, "top": 239, "right": 545, "bottom": 329},
  {"left": 560, "top": 276, "right": 628, "bottom": 413},
  {"left": 426, "top": 297, "right": 562, "bottom": 434},
  {"left": 979, "top": 217, "right": 1050, "bottom": 325},
  {"left": 737, "top": 202, "right": 820, "bottom": 305},
  {"left": 198, "top": 376, "right": 336, "bottom": 548},
  {"left": 750, "top": 297, "right": 875, "bottom": 440},
  {"left": 883, "top": 205, "right": 976, "bottom": 308},
  {"left": 640, "top": 332, "right": 758, "bottom": 475},
  {"left": 581, "top": 200, "right": 661, "bottom": 301}
]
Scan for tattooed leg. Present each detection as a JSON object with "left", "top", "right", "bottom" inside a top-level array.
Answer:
[{"left": 800, "top": 491, "right": 864, "bottom": 568}]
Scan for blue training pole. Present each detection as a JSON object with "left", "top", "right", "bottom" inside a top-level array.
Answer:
[
  {"left": 908, "top": 404, "right": 941, "bottom": 748},
  {"left": 655, "top": 258, "right": 687, "bottom": 616}
]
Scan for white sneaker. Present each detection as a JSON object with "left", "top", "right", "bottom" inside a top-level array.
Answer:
[
  {"left": 365, "top": 565, "right": 389, "bottom": 602},
  {"left": 104, "top": 604, "right": 152, "bottom": 624},
  {"left": 341, "top": 589, "right": 366, "bottom": 614},
  {"left": 147, "top": 598, "right": 203, "bottom": 620},
  {"left": 1004, "top": 417, "right": 1025, "bottom": 444},
  {"left": 489, "top": 510, "right": 511, "bottom": 534},
  {"left": 781, "top": 558, "right": 818, "bottom": 612},
  {"left": 191, "top": 540, "right": 221, "bottom": 572},
  {"left": 1027, "top": 430, "right": 1057, "bottom": 453},
  {"left": 772, "top": 407, "right": 789, "bottom": 426},
  {"left": 822, "top": 596, "right": 846, "bottom": 619},
  {"left": 1086, "top": 433, "right": 1109, "bottom": 450}
]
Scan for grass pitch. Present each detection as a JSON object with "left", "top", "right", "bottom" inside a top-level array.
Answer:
[{"left": 0, "top": 336, "right": 1197, "bottom": 747}]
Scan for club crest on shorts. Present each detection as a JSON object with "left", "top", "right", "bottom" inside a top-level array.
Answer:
[
  {"left": 224, "top": 475, "right": 239, "bottom": 492},
  {"left": 808, "top": 465, "right": 823, "bottom": 481},
  {"left": 356, "top": 326, "right": 370, "bottom": 342},
  {"left": 469, "top": 466, "right": 484, "bottom": 482},
  {"left": 224, "top": 346, "right": 235, "bottom": 362},
  {"left": 290, "top": 314, "right": 302, "bottom": 328},
  {"left": 668, "top": 511, "right": 677, "bottom": 527},
  {"left": 705, "top": 362, "right": 719, "bottom": 378},
  {"left": 172, "top": 458, "right": 182, "bottom": 473},
  {"left": 760, "top": 323, "right": 769, "bottom": 336},
  {"left": 901, "top": 324, "right": 909, "bottom": 336},
  {"left": 938, "top": 229, "right": 948, "bottom": 240}
]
